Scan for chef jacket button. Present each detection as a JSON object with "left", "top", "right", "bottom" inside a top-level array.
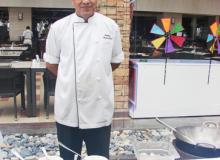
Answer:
[
  {"left": 78, "top": 98, "right": 81, "bottom": 102},
  {"left": 96, "top": 58, "right": 101, "bottom": 62},
  {"left": 97, "top": 96, "right": 102, "bottom": 100},
  {"left": 96, "top": 77, "right": 101, "bottom": 81}
]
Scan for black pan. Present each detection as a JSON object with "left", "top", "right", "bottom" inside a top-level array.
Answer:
[{"left": 156, "top": 118, "right": 220, "bottom": 158}]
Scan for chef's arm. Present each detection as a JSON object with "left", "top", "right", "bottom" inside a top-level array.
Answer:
[
  {"left": 111, "top": 63, "right": 121, "bottom": 71},
  {"left": 46, "top": 63, "right": 58, "bottom": 76}
]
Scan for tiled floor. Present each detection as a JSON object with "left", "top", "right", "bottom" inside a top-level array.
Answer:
[
  {"left": 0, "top": 73, "right": 55, "bottom": 124},
  {"left": 0, "top": 94, "right": 130, "bottom": 124},
  {"left": 0, "top": 73, "right": 129, "bottom": 125}
]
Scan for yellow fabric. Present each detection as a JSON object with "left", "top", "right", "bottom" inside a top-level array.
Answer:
[
  {"left": 209, "top": 43, "right": 215, "bottom": 53},
  {"left": 151, "top": 36, "right": 166, "bottom": 49}
]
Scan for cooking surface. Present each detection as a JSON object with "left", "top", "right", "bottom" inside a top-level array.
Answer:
[
  {"left": 173, "top": 140, "right": 220, "bottom": 160},
  {"left": 174, "top": 126, "right": 220, "bottom": 147}
]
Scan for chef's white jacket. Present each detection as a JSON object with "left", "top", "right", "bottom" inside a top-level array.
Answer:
[
  {"left": 22, "top": 29, "right": 33, "bottom": 45},
  {"left": 44, "top": 12, "right": 124, "bottom": 129}
]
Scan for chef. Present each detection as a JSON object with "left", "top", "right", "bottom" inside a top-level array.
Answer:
[
  {"left": 43, "top": 0, "right": 124, "bottom": 159},
  {"left": 22, "top": 26, "right": 33, "bottom": 47}
]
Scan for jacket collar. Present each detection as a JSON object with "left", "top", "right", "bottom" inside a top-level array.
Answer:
[{"left": 72, "top": 12, "right": 97, "bottom": 23}]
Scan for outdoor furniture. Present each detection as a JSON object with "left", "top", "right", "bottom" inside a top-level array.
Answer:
[
  {"left": 11, "top": 61, "right": 33, "bottom": 117},
  {"left": 43, "top": 70, "right": 56, "bottom": 119},
  {"left": 0, "top": 68, "right": 25, "bottom": 120},
  {"left": 0, "top": 46, "right": 29, "bottom": 59}
]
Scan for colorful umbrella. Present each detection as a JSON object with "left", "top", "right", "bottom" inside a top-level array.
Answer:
[
  {"left": 150, "top": 18, "right": 186, "bottom": 85},
  {"left": 207, "top": 22, "right": 220, "bottom": 84},
  {"left": 150, "top": 18, "right": 186, "bottom": 53},
  {"left": 206, "top": 22, "right": 220, "bottom": 54}
]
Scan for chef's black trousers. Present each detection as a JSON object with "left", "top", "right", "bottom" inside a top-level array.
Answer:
[{"left": 56, "top": 122, "right": 111, "bottom": 160}]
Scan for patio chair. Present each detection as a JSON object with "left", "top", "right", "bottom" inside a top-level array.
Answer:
[
  {"left": 43, "top": 70, "right": 56, "bottom": 119},
  {"left": 0, "top": 68, "right": 25, "bottom": 120}
]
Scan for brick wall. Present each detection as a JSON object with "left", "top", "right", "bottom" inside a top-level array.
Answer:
[{"left": 97, "top": 0, "right": 131, "bottom": 109}]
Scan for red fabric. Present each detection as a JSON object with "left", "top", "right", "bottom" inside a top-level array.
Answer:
[{"left": 170, "top": 35, "right": 186, "bottom": 47}]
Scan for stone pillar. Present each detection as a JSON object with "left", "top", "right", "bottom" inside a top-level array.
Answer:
[
  {"left": 216, "top": 16, "right": 220, "bottom": 23},
  {"left": 97, "top": 0, "right": 131, "bottom": 109},
  {"left": 163, "top": 13, "right": 182, "bottom": 28},
  {"left": 191, "top": 17, "right": 197, "bottom": 41},
  {"left": 8, "top": 7, "right": 32, "bottom": 41}
]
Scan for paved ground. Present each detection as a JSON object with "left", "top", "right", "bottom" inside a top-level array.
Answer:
[
  {"left": 1, "top": 113, "right": 220, "bottom": 135},
  {"left": 0, "top": 73, "right": 220, "bottom": 135}
]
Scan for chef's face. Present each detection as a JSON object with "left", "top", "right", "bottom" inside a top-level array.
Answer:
[{"left": 72, "top": 0, "right": 97, "bottom": 20}]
